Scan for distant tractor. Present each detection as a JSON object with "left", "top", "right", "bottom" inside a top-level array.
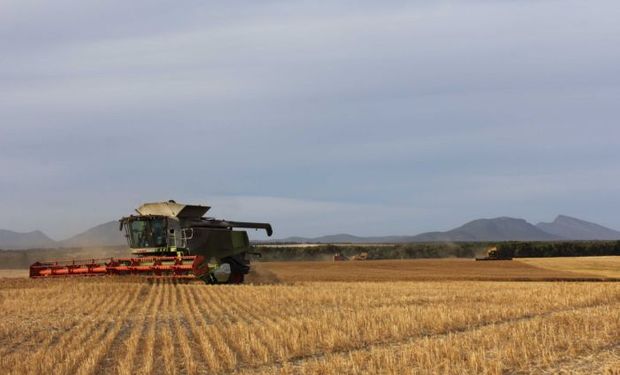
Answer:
[
  {"left": 333, "top": 252, "right": 348, "bottom": 261},
  {"left": 475, "top": 246, "right": 513, "bottom": 261},
  {"left": 351, "top": 252, "right": 368, "bottom": 261},
  {"left": 333, "top": 251, "right": 368, "bottom": 261}
]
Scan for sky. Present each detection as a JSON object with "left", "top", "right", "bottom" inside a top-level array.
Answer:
[{"left": 1, "top": 0, "right": 619, "bottom": 240}]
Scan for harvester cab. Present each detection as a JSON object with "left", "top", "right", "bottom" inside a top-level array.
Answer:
[
  {"left": 30, "top": 200, "right": 273, "bottom": 284},
  {"left": 120, "top": 201, "right": 221, "bottom": 256}
]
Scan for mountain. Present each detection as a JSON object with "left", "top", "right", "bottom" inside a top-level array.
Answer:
[
  {"left": 278, "top": 234, "right": 410, "bottom": 243},
  {"left": 0, "top": 229, "right": 57, "bottom": 249},
  {"left": 3, "top": 215, "right": 620, "bottom": 249},
  {"left": 276, "top": 217, "right": 562, "bottom": 243},
  {"left": 410, "top": 217, "right": 562, "bottom": 242},
  {"left": 60, "top": 221, "right": 126, "bottom": 247},
  {"left": 536, "top": 215, "right": 620, "bottom": 240},
  {"left": 0, "top": 221, "right": 125, "bottom": 250}
]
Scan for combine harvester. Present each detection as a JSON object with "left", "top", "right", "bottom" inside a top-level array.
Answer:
[
  {"left": 29, "top": 201, "right": 273, "bottom": 284},
  {"left": 475, "top": 246, "right": 513, "bottom": 261}
]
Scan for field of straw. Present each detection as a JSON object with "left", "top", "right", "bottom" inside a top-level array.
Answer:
[
  {"left": 0, "top": 258, "right": 618, "bottom": 374},
  {"left": 251, "top": 257, "right": 620, "bottom": 282},
  {"left": 519, "top": 256, "right": 620, "bottom": 278}
]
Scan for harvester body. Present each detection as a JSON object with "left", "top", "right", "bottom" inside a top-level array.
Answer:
[{"left": 30, "top": 201, "right": 273, "bottom": 283}]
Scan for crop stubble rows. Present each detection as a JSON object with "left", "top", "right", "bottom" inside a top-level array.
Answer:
[{"left": 0, "top": 278, "right": 618, "bottom": 374}]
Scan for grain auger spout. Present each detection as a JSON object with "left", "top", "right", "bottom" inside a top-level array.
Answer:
[
  {"left": 30, "top": 200, "right": 273, "bottom": 284},
  {"left": 193, "top": 220, "right": 273, "bottom": 237}
]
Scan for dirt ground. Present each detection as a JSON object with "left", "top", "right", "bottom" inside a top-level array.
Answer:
[
  {"left": 0, "top": 269, "right": 28, "bottom": 278},
  {"left": 247, "top": 257, "right": 619, "bottom": 283},
  {"left": 5, "top": 257, "right": 618, "bottom": 283},
  {"left": 1, "top": 257, "right": 618, "bottom": 374},
  {"left": 520, "top": 256, "right": 620, "bottom": 278}
]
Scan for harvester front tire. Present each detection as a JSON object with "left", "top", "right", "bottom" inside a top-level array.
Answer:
[{"left": 228, "top": 273, "right": 244, "bottom": 284}]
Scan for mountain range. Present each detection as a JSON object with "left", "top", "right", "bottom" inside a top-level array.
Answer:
[
  {"left": 535, "top": 215, "right": 620, "bottom": 241},
  {"left": 1, "top": 215, "right": 620, "bottom": 250},
  {"left": 0, "top": 229, "right": 57, "bottom": 249},
  {"left": 276, "top": 215, "right": 620, "bottom": 244},
  {"left": 0, "top": 221, "right": 125, "bottom": 250}
]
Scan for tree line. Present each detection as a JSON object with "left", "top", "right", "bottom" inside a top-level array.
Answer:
[
  {"left": 1, "top": 241, "right": 617, "bottom": 269},
  {"left": 495, "top": 241, "right": 620, "bottom": 258},
  {"left": 255, "top": 241, "right": 620, "bottom": 261}
]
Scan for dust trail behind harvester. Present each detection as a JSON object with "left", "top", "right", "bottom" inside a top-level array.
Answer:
[{"left": 245, "top": 262, "right": 282, "bottom": 284}]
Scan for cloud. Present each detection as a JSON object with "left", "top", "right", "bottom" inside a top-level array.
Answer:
[
  {"left": 1, "top": 0, "right": 619, "bottom": 238},
  {"left": 206, "top": 195, "right": 422, "bottom": 239}
]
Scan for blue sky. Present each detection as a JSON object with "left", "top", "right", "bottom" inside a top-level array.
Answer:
[{"left": 1, "top": 0, "right": 619, "bottom": 239}]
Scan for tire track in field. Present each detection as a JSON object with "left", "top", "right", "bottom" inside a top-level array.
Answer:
[
  {"left": 207, "top": 288, "right": 273, "bottom": 364},
  {"left": 170, "top": 283, "right": 197, "bottom": 375},
  {"left": 209, "top": 286, "right": 307, "bottom": 366},
  {"left": 231, "top": 300, "right": 620, "bottom": 374},
  {"left": 8, "top": 284, "right": 134, "bottom": 374},
  {"left": 197, "top": 286, "right": 283, "bottom": 366},
  {"left": 137, "top": 279, "right": 165, "bottom": 375},
  {"left": 287, "top": 303, "right": 620, "bottom": 375},
  {"left": 111, "top": 283, "right": 159, "bottom": 375},
  {"left": 190, "top": 286, "right": 238, "bottom": 370},
  {"left": 198, "top": 283, "right": 619, "bottom": 373},
  {"left": 0, "top": 282, "right": 108, "bottom": 358},
  {"left": 218, "top": 287, "right": 294, "bottom": 365},
  {"left": 72, "top": 283, "right": 146, "bottom": 375},
  {"left": 222, "top": 287, "right": 470, "bottom": 368},
  {"left": 160, "top": 280, "right": 177, "bottom": 375},
  {"left": 4, "top": 283, "right": 135, "bottom": 375},
  {"left": 179, "top": 285, "right": 220, "bottom": 373},
  {"left": 537, "top": 342, "right": 620, "bottom": 374}
]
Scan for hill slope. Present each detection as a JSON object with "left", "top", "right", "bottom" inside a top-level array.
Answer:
[
  {"left": 0, "top": 229, "right": 57, "bottom": 249},
  {"left": 4, "top": 215, "right": 620, "bottom": 249},
  {"left": 60, "top": 221, "right": 126, "bottom": 247},
  {"left": 278, "top": 217, "right": 563, "bottom": 243},
  {"left": 410, "top": 217, "right": 562, "bottom": 242},
  {"left": 279, "top": 234, "right": 409, "bottom": 243},
  {"left": 536, "top": 215, "right": 620, "bottom": 240}
]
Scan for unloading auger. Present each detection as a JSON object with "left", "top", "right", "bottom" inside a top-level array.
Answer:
[{"left": 29, "top": 200, "right": 273, "bottom": 284}]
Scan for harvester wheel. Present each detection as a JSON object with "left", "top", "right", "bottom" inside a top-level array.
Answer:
[
  {"left": 228, "top": 273, "right": 244, "bottom": 284},
  {"left": 192, "top": 255, "right": 210, "bottom": 282}
]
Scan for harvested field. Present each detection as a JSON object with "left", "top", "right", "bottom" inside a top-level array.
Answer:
[
  {"left": 0, "top": 269, "right": 28, "bottom": 278},
  {"left": 2, "top": 257, "right": 618, "bottom": 374},
  {"left": 0, "top": 277, "right": 618, "bottom": 374},
  {"left": 520, "top": 256, "right": 620, "bottom": 278},
  {"left": 250, "top": 258, "right": 619, "bottom": 283}
]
